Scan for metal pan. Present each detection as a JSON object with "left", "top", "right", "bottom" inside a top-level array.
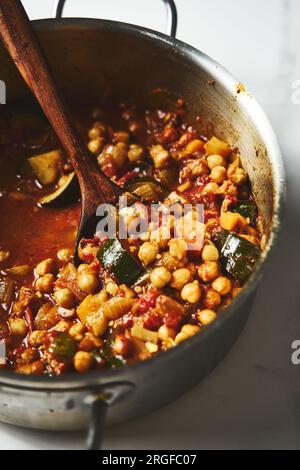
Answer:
[{"left": 0, "top": 0, "right": 285, "bottom": 449}]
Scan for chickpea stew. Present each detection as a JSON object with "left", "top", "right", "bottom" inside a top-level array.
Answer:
[{"left": 0, "top": 104, "right": 264, "bottom": 375}]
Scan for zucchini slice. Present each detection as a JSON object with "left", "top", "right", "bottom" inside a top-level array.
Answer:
[
  {"left": 219, "top": 231, "right": 261, "bottom": 281},
  {"left": 38, "top": 172, "right": 79, "bottom": 207},
  {"left": 97, "top": 239, "right": 144, "bottom": 285},
  {"left": 124, "top": 177, "right": 168, "bottom": 203}
]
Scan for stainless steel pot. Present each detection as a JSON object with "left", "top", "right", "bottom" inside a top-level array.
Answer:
[{"left": 0, "top": 0, "right": 285, "bottom": 449}]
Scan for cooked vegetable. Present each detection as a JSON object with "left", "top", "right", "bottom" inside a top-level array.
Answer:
[
  {"left": 34, "top": 303, "right": 59, "bottom": 330},
  {"left": 28, "top": 149, "right": 63, "bottom": 185},
  {"left": 213, "top": 229, "right": 231, "bottom": 251},
  {"left": 102, "top": 297, "right": 134, "bottom": 320},
  {"left": 0, "top": 276, "right": 15, "bottom": 311},
  {"left": 124, "top": 177, "right": 168, "bottom": 203},
  {"left": 48, "top": 331, "right": 76, "bottom": 362},
  {"left": 220, "top": 231, "right": 261, "bottom": 281},
  {"left": 131, "top": 322, "right": 159, "bottom": 343},
  {"left": 77, "top": 293, "right": 106, "bottom": 325},
  {"left": 6, "top": 265, "right": 31, "bottom": 277},
  {"left": 38, "top": 172, "right": 79, "bottom": 207},
  {"left": 232, "top": 200, "right": 257, "bottom": 225},
  {"left": 97, "top": 239, "right": 144, "bottom": 285}
]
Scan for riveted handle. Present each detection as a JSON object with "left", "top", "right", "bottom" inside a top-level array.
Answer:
[
  {"left": 84, "top": 382, "right": 135, "bottom": 450},
  {"left": 53, "top": 0, "right": 178, "bottom": 37}
]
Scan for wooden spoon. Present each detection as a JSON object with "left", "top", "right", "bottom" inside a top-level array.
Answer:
[{"left": 0, "top": 0, "right": 123, "bottom": 262}]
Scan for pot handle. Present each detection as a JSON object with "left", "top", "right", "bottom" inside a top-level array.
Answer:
[
  {"left": 53, "top": 0, "right": 177, "bottom": 37},
  {"left": 84, "top": 381, "right": 135, "bottom": 450}
]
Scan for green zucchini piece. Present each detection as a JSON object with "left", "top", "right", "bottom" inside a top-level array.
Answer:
[
  {"left": 232, "top": 200, "right": 257, "bottom": 225},
  {"left": 48, "top": 332, "right": 76, "bottom": 362},
  {"left": 213, "top": 229, "right": 231, "bottom": 251},
  {"left": 28, "top": 149, "right": 63, "bottom": 186},
  {"left": 124, "top": 177, "right": 168, "bottom": 203},
  {"left": 97, "top": 239, "right": 144, "bottom": 285},
  {"left": 220, "top": 232, "right": 261, "bottom": 281},
  {"left": 38, "top": 172, "right": 79, "bottom": 207}
]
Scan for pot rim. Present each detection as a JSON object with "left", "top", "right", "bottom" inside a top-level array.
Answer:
[{"left": 0, "top": 18, "right": 286, "bottom": 390}]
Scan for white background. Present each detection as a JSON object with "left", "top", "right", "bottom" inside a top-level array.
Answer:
[{"left": 0, "top": 0, "right": 299, "bottom": 449}]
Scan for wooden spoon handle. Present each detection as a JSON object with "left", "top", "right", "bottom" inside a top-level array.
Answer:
[{"left": 0, "top": 0, "right": 120, "bottom": 204}]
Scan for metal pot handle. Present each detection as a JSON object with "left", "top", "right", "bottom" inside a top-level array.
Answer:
[
  {"left": 53, "top": 0, "right": 178, "bottom": 37},
  {"left": 84, "top": 381, "right": 135, "bottom": 450}
]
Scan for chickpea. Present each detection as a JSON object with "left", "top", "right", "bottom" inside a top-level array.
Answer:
[
  {"left": 77, "top": 263, "right": 94, "bottom": 274},
  {"left": 29, "top": 330, "right": 47, "bottom": 347},
  {"left": 203, "top": 182, "right": 220, "bottom": 195},
  {"left": 128, "top": 144, "right": 144, "bottom": 163},
  {"left": 88, "top": 136, "right": 104, "bottom": 154},
  {"left": 181, "top": 280, "right": 202, "bottom": 304},
  {"left": 197, "top": 309, "right": 217, "bottom": 325},
  {"left": 89, "top": 121, "right": 106, "bottom": 138},
  {"left": 229, "top": 168, "right": 248, "bottom": 186},
  {"left": 207, "top": 154, "right": 226, "bottom": 170},
  {"left": 158, "top": 325, "right": 176, "bottom": 341},
  {"left": 57, "top": 248, "right": 72, "bottom": 263},
  {"left": 9, "top": 318, "right": 28, "bottom": 337},
  {"left": 35, "top": 273, "right": 55, "bottom": 293},
  {"left": 77, "top": 272, "right": 99, "bottom": 294},
  {"left": 35, "top": 258, "right": 55, "bottom": 277},
  {"left": 150, "top": 267, "right": 171, "bottom": 288},
  {"left": 150, "top": 145, "right": 170, "bottom": 169},
  {"left": 202, "top": 244, "right": 219, "bottom": 262},
  {"left": 203, "top": 289, "right": 221, "bottom": 309},
  {"left": 106, "top": 281, "right": 119, "bottom": 296},
  {"left": 54, "top": 288, "right": 76, "bottom": 309},
  {"left": 212, "top": 276, "right": 232, "bottom": 296},
  {"left": 138, "top": 242, "right": 159, "bottom": 266},
  {"left": 175, "top": 324, "right": 200, "bottom": 344},
  {"left": 210, "top": 166, "right": 227, "bottom": 183},
  {"left": 197, "top": 261, "right": 219, "bottom": 282},
  {"left": 74, "top": 351, "right": 94, "bottom": 373},
  {"left": 69, "top": 322, "right": 85, "bottom": 342},
  {"left": 168, "top": 238, "right": 187, "bottom": 261},
  {"left": 88, "top": 126, "right": 104, "bottom": 140},
  {"left": 102, "top": 143, "right": 128, "bottom": 168},
  {"left": 170, "top": 268, "right": 192, "bottom": 290}
]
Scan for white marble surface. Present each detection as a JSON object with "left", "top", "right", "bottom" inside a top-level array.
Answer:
[{"left": 0, "top": 0, "right": 299, "bottom": 450}]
